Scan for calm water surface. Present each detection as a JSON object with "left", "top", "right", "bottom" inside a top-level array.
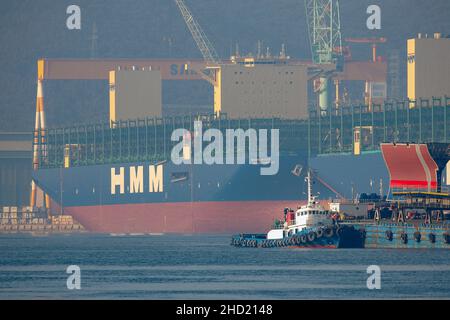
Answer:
[{"left": 0, "top": 234, "right": 449, "bottom": 299}]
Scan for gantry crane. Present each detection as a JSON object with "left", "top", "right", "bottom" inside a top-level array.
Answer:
[
  {"left": 174, "top": 0, "right": 223, "bottom": 114},
  {"left": 345, "top": 37, "right": 387, "bottom": 63},
  {"left": 305, "top": 0, "right": 343, "bottom": 114},
  {"left": 174, "top": 0, "right": 221, "bottom": 66}
]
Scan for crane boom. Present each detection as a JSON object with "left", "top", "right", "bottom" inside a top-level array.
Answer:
[
  {"left": 305, "top": 0, "right": 343, "bottom": 114},
  {"left": 305, "top": 0, "right": 343, "bottom": 67},
  {"left": 174, "top": 0, "right": 221, "bottom": 66}
]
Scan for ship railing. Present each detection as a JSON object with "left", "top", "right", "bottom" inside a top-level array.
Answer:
[
  {"left": 312, "top": 96, "right": 450, "bottom": 156},
  {"left": 392, "top": 186, "right": 450, "bottom": 196},
  {"left": 32, "top": 96, "right": 450, "bottom": 168}
]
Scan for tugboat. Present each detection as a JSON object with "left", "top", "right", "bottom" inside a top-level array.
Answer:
[{"left": 231, "top": 171, "right": 366, "bottom": 249}]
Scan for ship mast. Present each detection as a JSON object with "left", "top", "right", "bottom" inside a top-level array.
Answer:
[{"left": 306, "top": 169, "right": 313, "bottom": 204}]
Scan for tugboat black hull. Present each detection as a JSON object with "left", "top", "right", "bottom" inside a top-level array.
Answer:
[{"left": 231, "top": 224, "right": 365, "bottom": 249}]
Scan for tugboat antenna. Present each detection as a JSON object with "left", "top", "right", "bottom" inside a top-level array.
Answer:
[{"left": 307, "top": 170, "right": 313, "bottom": 204}]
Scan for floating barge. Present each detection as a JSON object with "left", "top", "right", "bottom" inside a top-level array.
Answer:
[{"left": 363, "top": 191, "right": 450, "bottom": 248}]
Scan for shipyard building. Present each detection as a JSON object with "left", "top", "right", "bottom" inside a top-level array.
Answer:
[
  {"left": 109, "top": 68, "right": 162, "bottom": 122},
  {"left": 408, "top": 34, "right": 450, "bottom": 101},
  {"left": 215, "top": 63, "right": 309, "bottom": 119}
]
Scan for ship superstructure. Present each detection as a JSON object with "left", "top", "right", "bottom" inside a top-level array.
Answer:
[{"left": 267, "top": 170, "right": 332, "bottom": 240}]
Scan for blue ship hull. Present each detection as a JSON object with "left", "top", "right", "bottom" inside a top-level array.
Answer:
[
  {"left": 31, "top": 152, "right": 389, "bottom": 234},
  {"left": 33, "top": 152, "right": 389, "bottom": 206},
  {"left": 309, "top": 150, "right": 389, "bottom": 199}
]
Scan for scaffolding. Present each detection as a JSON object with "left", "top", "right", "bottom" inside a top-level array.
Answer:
[{"left": 34, "top": 97, "right": 450, "bottom": 169}]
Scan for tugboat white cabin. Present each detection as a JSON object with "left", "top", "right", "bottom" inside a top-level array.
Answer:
[{"left": 267, "top": 171, "right": 332, "bottom": 240}]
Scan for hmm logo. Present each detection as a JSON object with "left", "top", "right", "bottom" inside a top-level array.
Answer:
[{"left": 111, "top": 165, "right": 164, "bottom": 195}]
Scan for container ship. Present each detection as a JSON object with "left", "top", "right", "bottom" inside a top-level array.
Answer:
[
  {"left": 31, "top": 97, "right": 450, "bottom": 234},
  {"left": 29, "top": 27, "right": 450, "bottom": 234}
]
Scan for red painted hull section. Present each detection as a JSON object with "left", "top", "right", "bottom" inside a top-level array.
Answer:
[{"left": 65, "top": 201, "right": 313, "bottom": 234}]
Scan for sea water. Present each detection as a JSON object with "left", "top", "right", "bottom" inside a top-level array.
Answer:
[{"left": 0, "top": 233, "right": 449, "bottom": 299}]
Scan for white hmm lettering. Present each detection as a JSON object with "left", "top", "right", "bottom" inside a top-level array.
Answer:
[
  {"left": 149, "top": 165, "right": 164, "bottom": 193},
  {"left": 111, "top": 167, "right": 125, "bottom": 195},
  {"left": 130, "top": 166, "right": 144, "bottom": 194}
]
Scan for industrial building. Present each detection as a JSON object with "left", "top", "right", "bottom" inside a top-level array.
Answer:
[
  {"left": 0, "top": 133, "right": 32, "bottom": 207},
  {"left": 408, "top": 33, "right": 450, "bottom": 101},
  {"left": 109, "top": 68, "right": 162, "bottom": 122},
  {"left": 215, "top": 63, "right": 309, "bottom": 119}
]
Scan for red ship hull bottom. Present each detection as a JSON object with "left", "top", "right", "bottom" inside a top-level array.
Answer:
[{"left": 64, "top": 201, "right": 309, "bottom": 234}]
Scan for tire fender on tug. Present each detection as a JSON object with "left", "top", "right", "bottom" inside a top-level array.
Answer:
[
  {"left": 300, "top": 235, "right": 307, "bottom": 243},
  {"left": 307, "top": 231, "right": 316, "bottom": 242},
  {"left": 289, "top": 236, "right": 295, "bottom": 246},
  {"left": 324, "top": 227, "right": 334, "bottom": 238},
  {"left": 316, "top": 228, "right": 324, "bottom": 238},
  {"left": 385, "top": 230, "right": 393, "bottom": 241}
]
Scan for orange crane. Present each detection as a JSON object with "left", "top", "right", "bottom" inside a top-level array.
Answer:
[{"left": 345, "top": 37, "right": 387, "bottom": 63}]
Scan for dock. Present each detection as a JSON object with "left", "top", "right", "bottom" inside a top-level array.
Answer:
[{"left": 0, "top": 206, "right": 85, "bottom": 234}]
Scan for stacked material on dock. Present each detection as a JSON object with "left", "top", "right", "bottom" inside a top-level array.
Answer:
[
  {"left": 1, "top": 206, "right": 46, "bottom": 225},
  {"left": 51, "top": 215, "right": 74, "bottom": 225},
  {"left": 20, "top": 207, "right": 33, "bottom": 224},
  {"left": 2, "top": 207, "right": 19, "bottom": 225},
  {"left": 0, "top": 207, "right": 85, "bottom": 233},
  {"left": 1, "top": 207, "right": 9, "bottom": 224}
]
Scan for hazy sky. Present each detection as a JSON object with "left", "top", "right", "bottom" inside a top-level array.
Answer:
[{"left": 1, "top": 0, "right": 449, "bottom": 130}]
